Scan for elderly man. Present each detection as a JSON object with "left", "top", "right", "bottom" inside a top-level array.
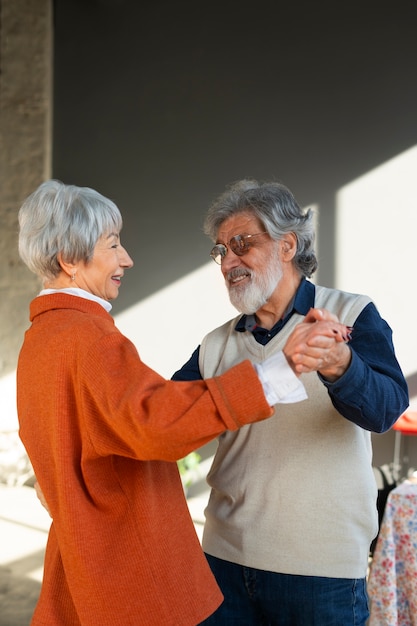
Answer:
[{"left": 173, "top": 179, "right": 408, "bottom": 626}]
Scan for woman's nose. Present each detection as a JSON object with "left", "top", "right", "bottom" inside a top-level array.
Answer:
[{"left": 121, "top": 247, "right": 134, "bottom": 268}]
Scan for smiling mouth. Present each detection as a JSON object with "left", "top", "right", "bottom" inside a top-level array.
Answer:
[{"left": 227, "top": 269, "right": 251, "bottom": 286}]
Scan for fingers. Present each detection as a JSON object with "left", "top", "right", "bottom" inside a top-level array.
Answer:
[
  {"left": 291, "top": 341, "right": 332, "bottom": 371},
  {"left": 306, "top": 322, "right": 351, "bottom": 344},
  {"left": 292, "top": 319, "right": 350, "bottom": 345},
  {"left": 291, "top": 341, "right": 349, "bottom": 375},
  {"left": 304, "top": 307, "right": 339, "bottom": 324},
  {"left": 303, "top": 308, "right": 352, "bottom": 343},
  {"left": 283, "top": 313, "right": 353, "bottom": 376}
]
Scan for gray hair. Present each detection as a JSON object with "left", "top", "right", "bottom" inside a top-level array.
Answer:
[
  {"left": 18, "top": 179, "right": 123, "bottom": 280},
  {"left": 204, "top": 179, "right": 318, "bottom": 278}
]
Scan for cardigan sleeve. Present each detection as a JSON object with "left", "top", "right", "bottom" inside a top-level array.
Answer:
[{"left": 80, "top": 331, "right": 273, "bottom": 461}]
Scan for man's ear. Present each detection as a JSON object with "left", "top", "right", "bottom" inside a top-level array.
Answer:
[{"left": 281, "top": 233, "right": 297, "bottom": 261}]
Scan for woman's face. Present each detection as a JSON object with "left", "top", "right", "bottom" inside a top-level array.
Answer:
[{"left": 74, "top": 231, "right": 134, "bottom": 301}]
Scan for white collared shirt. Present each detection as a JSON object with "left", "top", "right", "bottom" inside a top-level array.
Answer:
[{"left": 39, "top": 287, "right": 112, "bottom": 312}]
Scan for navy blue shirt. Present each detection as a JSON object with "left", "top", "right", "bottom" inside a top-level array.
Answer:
[{"left": 172, "top": 279, "right": 409, "bottom": 433}]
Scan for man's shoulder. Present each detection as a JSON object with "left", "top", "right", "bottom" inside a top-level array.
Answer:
[{"left": 314, "top": 285, "right": 372, "bottom": 325}]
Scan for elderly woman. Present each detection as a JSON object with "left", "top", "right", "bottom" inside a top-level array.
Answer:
[{"left": 17, "top": 180, "right": 349, "bottom": 625}]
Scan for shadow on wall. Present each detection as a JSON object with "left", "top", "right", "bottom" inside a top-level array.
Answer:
[{"left": 52, "top": 0, "right": 417, "bottom": 314}]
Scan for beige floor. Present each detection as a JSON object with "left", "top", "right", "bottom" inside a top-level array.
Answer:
[
  {"left": 0, "top": 485, "right": 50, "bottom": 626},
  {"left": 0, "top": 471, "right": 210, "bottom": 626}
]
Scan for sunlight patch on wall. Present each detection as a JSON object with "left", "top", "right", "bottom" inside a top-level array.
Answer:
[
  {"left": 1, "top": 371, "right": 18, "bottom": 431},
  {"left": 115, "top": 262, "right": 237, "bottom": 378},
  {"left": 335, "top": 145, "right": 417, "bottom": 403}
]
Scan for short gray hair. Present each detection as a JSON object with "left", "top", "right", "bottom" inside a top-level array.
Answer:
[
  {"left": 204, "top": 179, "right": 318, "bottom": 278},
  {"left": 18, "top": 179, "right": 123, "bottom": 280}
]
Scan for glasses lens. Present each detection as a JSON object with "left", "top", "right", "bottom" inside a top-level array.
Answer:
[
  {"left": 210, "top": 244, "right": 227, "bottom": 264},
  {"left": 229, "top": 235, "right": 250, "bottom": 256}
]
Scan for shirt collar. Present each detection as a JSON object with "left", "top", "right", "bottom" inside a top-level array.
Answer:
[
  {"left": 235, "top": 278, "right": 315, "bottom": 333},
  {"left": 39, "top": 287, "right": 112, "bottom": 312}
]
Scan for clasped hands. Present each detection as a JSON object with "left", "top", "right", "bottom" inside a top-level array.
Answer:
[{"left": 284, "top": 307, "right": 352, "bottom": 382}]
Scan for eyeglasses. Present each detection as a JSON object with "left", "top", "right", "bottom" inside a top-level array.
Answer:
[{"left": 210, "top": 232, "right": 269, "bottom": 264}]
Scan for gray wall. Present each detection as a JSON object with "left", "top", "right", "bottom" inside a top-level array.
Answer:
[
  {"left": 52, "top": 0, "right": 417, "bottom": 310},
  {"left": 51, "top": 0, "right": 417, "bottom": 469}
]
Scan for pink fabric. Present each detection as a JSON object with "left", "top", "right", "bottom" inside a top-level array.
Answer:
[{"left": 368, "top": 481, "right": 417, "bottom": 625}]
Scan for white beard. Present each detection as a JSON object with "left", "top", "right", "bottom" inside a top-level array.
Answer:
[{"left": 227, "top": 259, "right": 283, "bottom": 315}]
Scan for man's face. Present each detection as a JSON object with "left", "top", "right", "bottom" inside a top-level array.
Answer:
[{"left": 215, "top": 212, "right": 283, "bottom": 314}]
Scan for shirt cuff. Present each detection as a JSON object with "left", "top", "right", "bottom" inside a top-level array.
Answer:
[{"left": 254, "top": 350, "right": 308, "bottom": 406}]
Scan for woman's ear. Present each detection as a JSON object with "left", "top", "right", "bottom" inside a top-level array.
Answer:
[{"left": 57, "top": 253, "right": 78, "bottom": 281}]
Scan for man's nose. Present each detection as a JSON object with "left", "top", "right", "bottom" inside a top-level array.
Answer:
[{"left": 220, "top": 248, "right": 240, "bottom": 272}]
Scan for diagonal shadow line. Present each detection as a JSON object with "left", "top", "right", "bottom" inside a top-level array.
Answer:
[
  {"left": 0, "top": 516, "right": 50, "bottom": 534},
  {"left": 2, "top": 549, "right": 46, "bottom": 577}
]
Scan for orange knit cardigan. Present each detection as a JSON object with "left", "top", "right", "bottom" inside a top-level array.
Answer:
[{"left": 17, "top": 294, "right": 272, "bottom": 625}]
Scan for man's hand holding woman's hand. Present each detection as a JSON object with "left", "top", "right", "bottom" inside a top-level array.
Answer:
[{"left": 284, "top": 307, "right": 353, "bottom": 381}]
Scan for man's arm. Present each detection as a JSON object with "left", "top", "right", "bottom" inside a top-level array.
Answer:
[
  {"left": 172, "top": 347, "right": 202, "bottom": 381},
  {"left": 319, "top": 303, "right": 409, "bottom": 433},
  {"left": 283, "top": 304, "right": 408, "bottom": 432},
  {"left": 177, "top": 307, "right": 409, "bottom": 434}
]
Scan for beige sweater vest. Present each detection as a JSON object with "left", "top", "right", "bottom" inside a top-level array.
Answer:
[{"left": 199, "top": 285, "right": 376, "bottom": 578}]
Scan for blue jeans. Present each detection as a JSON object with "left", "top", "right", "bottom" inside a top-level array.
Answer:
[{"left": 200, "top": 554, "right": 369, "bottom": 626}]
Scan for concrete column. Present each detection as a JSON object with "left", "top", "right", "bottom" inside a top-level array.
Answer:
[{"left": 0, "top": 0, "right": 52, "bottom": 377}]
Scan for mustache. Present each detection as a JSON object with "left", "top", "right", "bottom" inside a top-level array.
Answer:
[{"left": 226, "top": 267, "right": 252, "bottom": 282}]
